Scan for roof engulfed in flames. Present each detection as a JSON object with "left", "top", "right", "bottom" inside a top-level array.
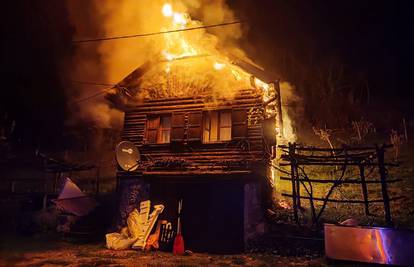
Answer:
[
  {"left": 111, "top": 2, "right": 275, "bottom": 101},
  {"left": 102, "top": 1, "right": 296, "bottom": 143}
]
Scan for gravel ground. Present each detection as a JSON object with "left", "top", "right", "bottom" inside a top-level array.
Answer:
[{"left": 0, "top": 235, "right": 339, "bottom": 267}]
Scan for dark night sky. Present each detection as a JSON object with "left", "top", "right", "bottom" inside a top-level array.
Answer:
[
  {"left": 233, "top": 1, "right": 410, "bottom": 98},
  {"left": 1, "top": 1, "right": 73, "bottom": 147},
  {"left": 1, "top": 0, "right": 413, "bottom": 147}
]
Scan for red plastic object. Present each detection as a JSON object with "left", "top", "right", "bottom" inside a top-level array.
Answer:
[
  {"left": 173, "top": 199, "right": 185, "bottom": 255},
  {"left": 173, "top": 233, "right": 185, "bottom": 255}
]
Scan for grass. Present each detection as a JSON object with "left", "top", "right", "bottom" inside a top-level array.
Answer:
[{"left": 274, "top": 136, "right": 414, "bottom": 228}]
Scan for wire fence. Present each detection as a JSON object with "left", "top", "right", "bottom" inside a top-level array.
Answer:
[{"left": 278, "top": 143, "right": 404, "bottom": 226}]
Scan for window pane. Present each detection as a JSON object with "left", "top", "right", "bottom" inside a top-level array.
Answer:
[
  {"left": 161, "top": 116, "right": 171, "bottom": 128},
  {"left": 203, "top": 113, "right": 210, "bottom": 142},
  {"left": 203, "top": 111, "right": 233, "bottom": 142},
  {"left": 203, "top": 129, "right": 209, "bottom": 141},
  {"left": 147, "top": 115, "right": 172, "bottom": 144},
  {"left": 210, "top": 111, "right": 218, "bottom": 141},
  {"left": 204, "top": 115, "right": 210, "bottom": 130},
  {"left": 159, "top": 115, "right": 171, "bottom": 143},
  {"left": 159, "top": 130, "right": 170, "bottom": 143},
  {"left": 220, "top": 111, "right": 231, "bottom": 127},
  {"left": 220, "top": 127, "right": 231, "bottom": 141}
]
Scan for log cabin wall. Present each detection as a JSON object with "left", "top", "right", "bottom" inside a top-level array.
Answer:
[{"left": 118, "top": 88, "right": 270, "bottom": 180}]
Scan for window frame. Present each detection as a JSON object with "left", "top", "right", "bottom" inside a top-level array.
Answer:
[
  {"left": 145, "top": 114, "right": 172, "bottom": 144},
  {"left": 202, "top": 109, "right": 232, "bottom": 143}
]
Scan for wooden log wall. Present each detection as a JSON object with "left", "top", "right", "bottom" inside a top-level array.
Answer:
[{"left": 119, "top": 88, "right": 270, "bottom": 178}]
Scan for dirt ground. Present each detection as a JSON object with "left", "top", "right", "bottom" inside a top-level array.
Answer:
[{"left": 0, "top": 234, "right": 366, "bottom": 267}]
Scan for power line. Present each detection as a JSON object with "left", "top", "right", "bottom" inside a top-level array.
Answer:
[
  {"left": 69, "top": 80, "right": 116, "bottom": 104},
  {"left": 71, "top": 89, "right": 109, "bottom": 104},
  {"left": 70, "top": 80, "right": 116, "bottom": 87},
  {"left": 70, "top": 83, "right": 133, "bottom": 104},
  {"left": 73, "top": 21, "right": 242, "bottom": 43}
]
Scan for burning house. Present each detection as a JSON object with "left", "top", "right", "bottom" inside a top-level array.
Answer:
[{"left": 104, "top": 3, "right": 291, "bottom": 253}]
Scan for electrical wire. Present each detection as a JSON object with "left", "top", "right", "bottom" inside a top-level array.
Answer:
[
  {"left": 68, "top": 80, "right": 116, "bottom": 104},
  {"left": 70, "top": 84, "right": 135, "bottom": 104},
  {"left": 70, "top": 80, "right": 117, "bottom": 87},
  {"left": 73, "top": 21, "right": 242, "bottom": 43},
  {"left": 71, "top": 89, "right": 110, "bottom": 104}
]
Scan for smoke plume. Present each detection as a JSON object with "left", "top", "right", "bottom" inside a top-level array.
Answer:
[{"left": 65, "top": 0, "right": 245, "bottom": 128}]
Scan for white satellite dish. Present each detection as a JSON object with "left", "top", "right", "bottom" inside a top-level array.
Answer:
[{"left": 115, "top": 141, "right": 140, "bottom": 171}]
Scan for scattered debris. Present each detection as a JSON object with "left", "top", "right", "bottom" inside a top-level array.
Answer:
[
  {"left": 184, "top": 249, "right": 193, "bottom": 256},
  {"left": 106, "top": 200, "right": 164, "bottom": 251},
  {"left": 53, "top": 177, "right": 97, "bottom": 217}
]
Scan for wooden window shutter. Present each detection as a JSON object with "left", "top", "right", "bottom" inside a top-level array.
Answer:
[
  {"left": 187, "top": 111, "right": 202, "bottom": 142},
  {"left": 232, "top": 108, "right": 247, "bottom": 139},
  {"left": 171, "top": 112, "right": 185, "bottom": 142},
  {"left": 145, "top": 116, "right": 160, "bottom": 144}
]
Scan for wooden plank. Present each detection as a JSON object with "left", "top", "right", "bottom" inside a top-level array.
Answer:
[
  {"left": 278, "top": 145, "right": 392, "bottom": 152},
  {"left": 279, "top": 162, "right": 399, "bottom": 167},
  {"left": 289, "top": 143, "right": 299, "bottom": 224},
  {"left": 130, "top": 99, "right": 262, "bottom": 111},
  {"left": 279, "top": 177, "right": 402, "bottom": 184},
  {"left": 280, "top": 153, "right": 376, "bottom": 160},
  {"left": 142, "top": 170, "right": 252, "bottom": 175},
  {"left": 139, "top": 91, "right": 261, "bottom": 104},
  {"left": 281, "top": 193, "right": 404, "bottom": 204}
]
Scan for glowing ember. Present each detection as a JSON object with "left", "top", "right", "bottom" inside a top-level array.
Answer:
[
  {"left": 214, "top": 62, "right": 225, "bottom": 70},
  {"left": 278, "top": 200, "right": 291, "bottom": 209}
]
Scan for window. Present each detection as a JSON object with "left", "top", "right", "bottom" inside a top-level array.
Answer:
[
  {"left": 146, "top": 115, "right": 171, "bottom": 144},
  {"left": 203, "top": 110, "right": 232, "bottom": 143}
]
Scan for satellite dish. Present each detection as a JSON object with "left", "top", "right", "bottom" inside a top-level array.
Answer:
[{"left": 115, "top": 141, "right": 140, "bottom": 171}]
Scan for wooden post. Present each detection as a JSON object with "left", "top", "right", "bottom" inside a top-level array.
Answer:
[
  {"left": 289, "top": 143, "right": 299, "bottom": 223},
  {"left": 295, "top": 164, "right": 301, "bottom": 210},
  {"left": 359, "top": 164, "right": 370, "bottom": 215},
  {"left": 376, "top": 144, "right": 393, "bottom": 226}
]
